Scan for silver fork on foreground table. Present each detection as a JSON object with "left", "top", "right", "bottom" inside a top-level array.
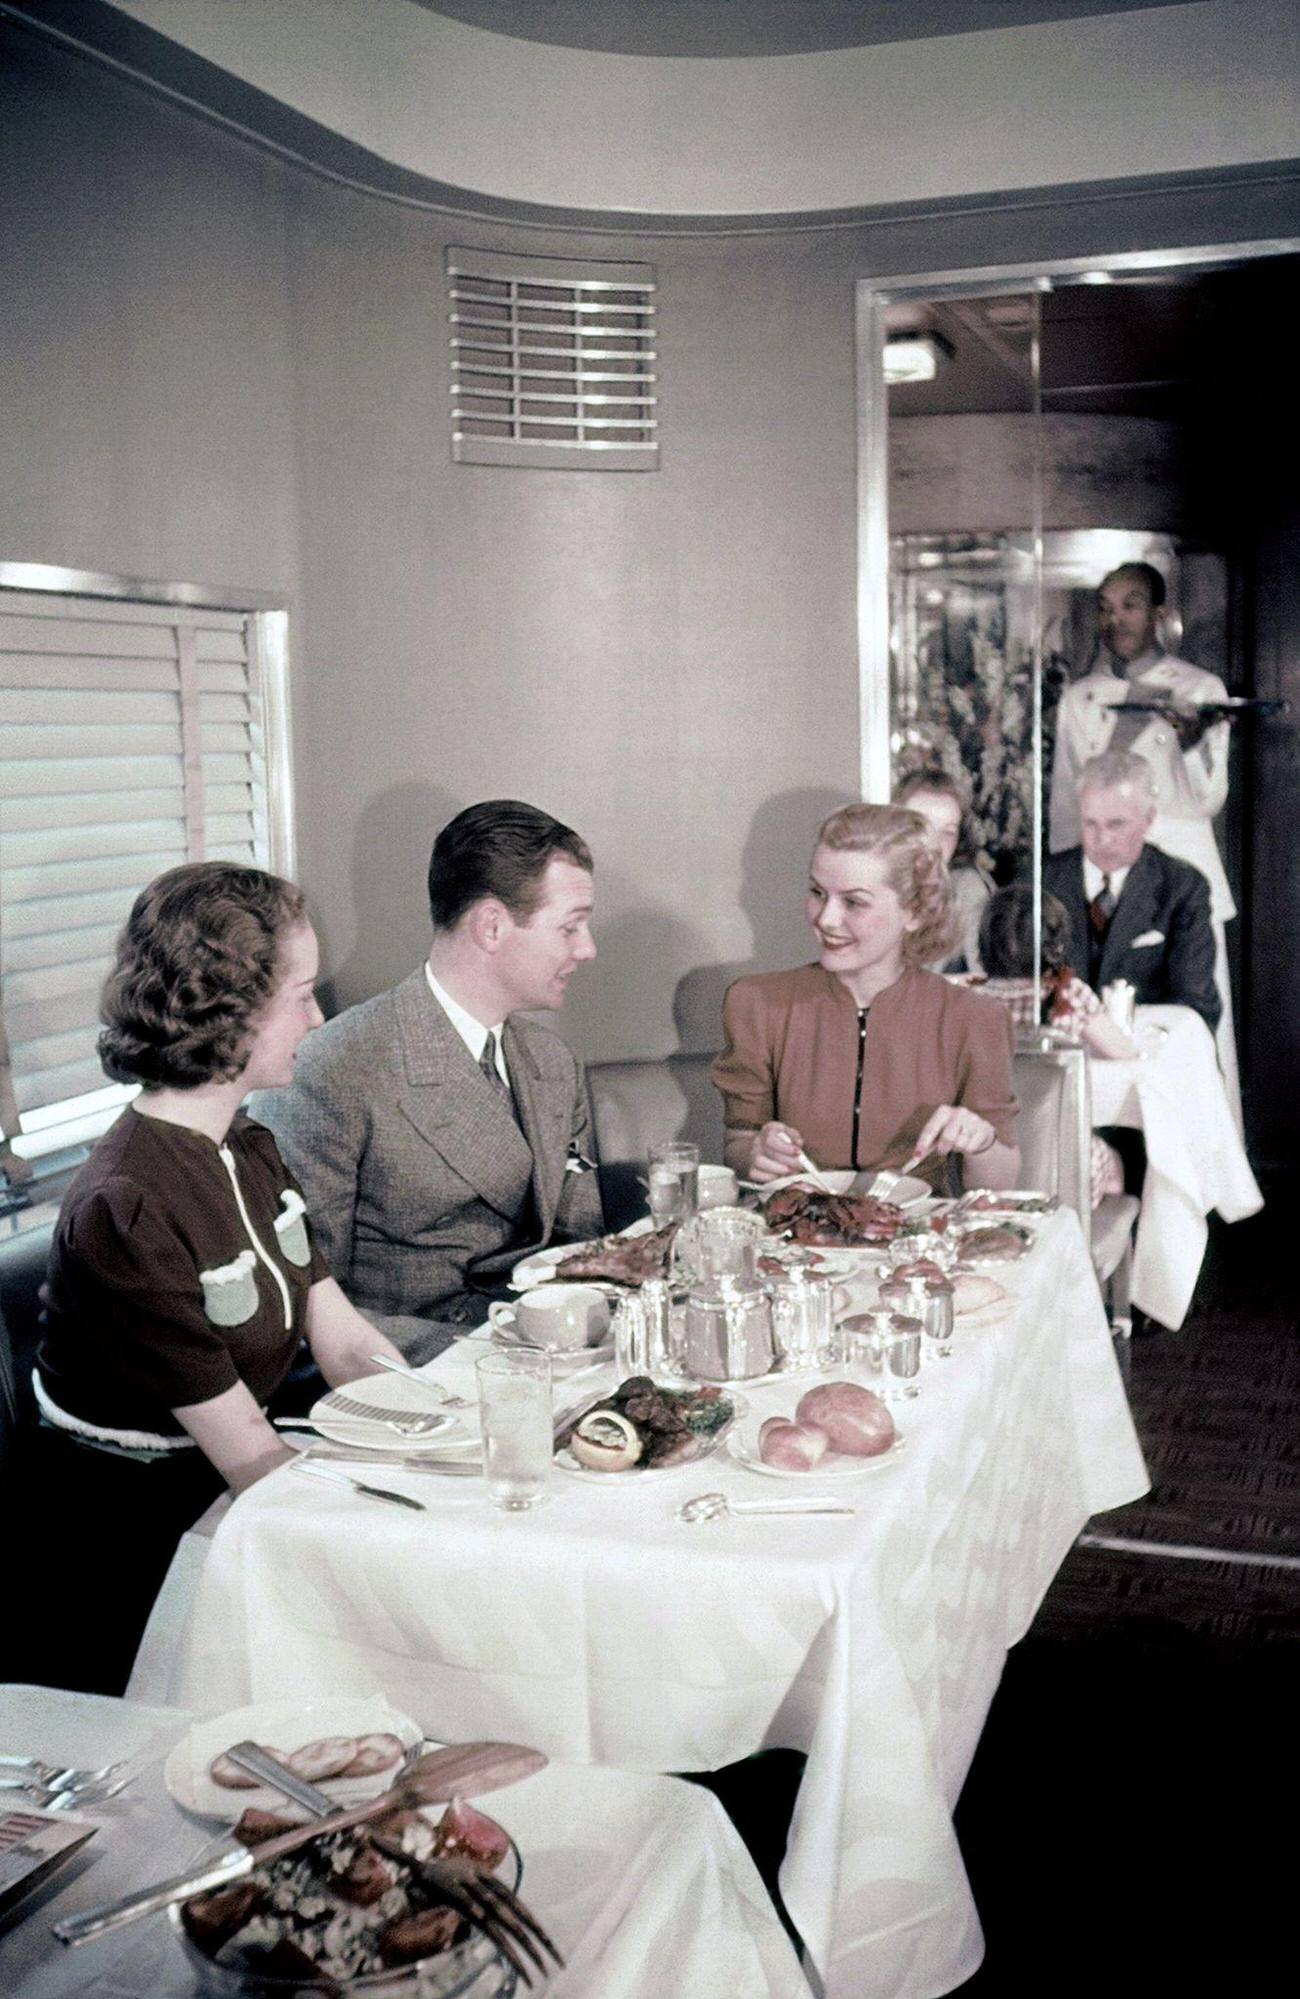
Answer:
[
  {"left": 0, "top": 1756, "right": 125, "bottom": 1788},
  {"left": 224, "top": 1742, "right": 562, "bottom": 1988}
]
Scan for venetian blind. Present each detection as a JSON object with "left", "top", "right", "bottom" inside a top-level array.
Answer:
[{"left": 0, "top": 590, "right": 270, "bottom": 1175}]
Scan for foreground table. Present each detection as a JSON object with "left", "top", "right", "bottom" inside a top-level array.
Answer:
[
  {"left": 154, "top": 1209, "right": 1146, "bottom": 1999},
  {"left": 0, "top": 1684, "right": 807, "bottom": 1999},
  {"left": 1089, "top": 1004, "right": 1262, "bottom": 1329}
]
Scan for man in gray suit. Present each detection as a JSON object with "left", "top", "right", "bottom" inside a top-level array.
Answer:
[{"left": 255, "top": 800, "right": 604, "bottom": 1357}]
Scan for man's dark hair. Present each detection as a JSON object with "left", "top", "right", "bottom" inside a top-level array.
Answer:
[
  {"left": 428, "top": 799, "right": 593, "bottom": 931},
  {"left": 1100, "top": 560, "right": 1166, "bottom": 608},
  {"left": 99, "top": 862, "right": 307, "bottom": 1089},
  {"left": 979, "top": 884, "right": 1073, "bottom": 978}
]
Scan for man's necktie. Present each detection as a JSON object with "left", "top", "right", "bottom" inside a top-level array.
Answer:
[
  {"left": 1088, "top": 874, "right": 1115, "bottom": 938},
  {"left": 479, "top": 1031, "right": 517, "bottom": 1121}
]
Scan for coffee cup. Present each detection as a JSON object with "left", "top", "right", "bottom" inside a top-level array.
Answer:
[
  {"left": 696, "top": 1164, "right": 740, "bottom": 1210},
  {"left": 489, "top": 1283, "right": 610, "bottom": 1353}
]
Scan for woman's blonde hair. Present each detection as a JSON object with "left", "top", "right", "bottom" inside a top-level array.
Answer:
[{"left": 814, "top": 803, "right": 955, "bottom": 966}]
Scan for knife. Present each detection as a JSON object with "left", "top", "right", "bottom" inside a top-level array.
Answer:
[
  {"left": 52, "top": 1740, "right": 547, "bottom": 1948},
  {"left": 302, "top": 1447, "right": 480, "bottom": 1477},
  {"left": 291, "top": 1459, "right": 425, "bottom": 1510}
]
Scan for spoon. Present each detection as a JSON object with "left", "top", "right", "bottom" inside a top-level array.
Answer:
[{"left": 678, "top": 1491, "right": 855, "bottom": 1523}]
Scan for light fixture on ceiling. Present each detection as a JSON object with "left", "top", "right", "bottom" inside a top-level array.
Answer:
[
  {"left": 1077, "top": 269, "right": 1116, "bottom": 285},
  {"left": 884, "top": 330, "right": 954, "bottom": 385}
]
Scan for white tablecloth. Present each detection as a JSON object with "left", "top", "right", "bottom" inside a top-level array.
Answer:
[
  {"left": 154, "top": 1209, "right": 1146, "bottom": 1999},
  {"left": 0, "top": 1684, "right": 808, "bottom": 1999},
  {"left": 1089, "top": 1005, "right": 1262, "bottom": 1329}
]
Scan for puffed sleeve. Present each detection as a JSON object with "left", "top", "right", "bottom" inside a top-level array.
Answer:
[
  {"left": 710, "top": 979, "right": 777, "bottom": 1135},
  {"left": 955, "top": 992, "right": 1018, "bottom": 1147},
  {"left": 58, "top": 1181, "right": 244, "bottom": 1409}
]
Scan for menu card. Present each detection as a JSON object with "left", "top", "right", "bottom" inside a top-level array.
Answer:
[{"left": 0, "top": 1806, "right": 96, "bottom": 1920}]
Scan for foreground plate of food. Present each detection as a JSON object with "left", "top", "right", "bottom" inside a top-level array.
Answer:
[
  {"left": 165, "top": 1697, "right": 424, "bottom": 1822},
  {"left": 174, "top": 1795, "right": 519, "bottom": 1995},
  {"left": 554, "top": 1376, "right": 740, "bottom": 1476}
]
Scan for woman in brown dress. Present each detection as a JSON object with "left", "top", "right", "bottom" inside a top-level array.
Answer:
[{"left": 711, "top": 804, "right": 1020, "bottom": 1190}]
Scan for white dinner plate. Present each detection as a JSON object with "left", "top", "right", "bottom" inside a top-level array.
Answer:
[
  {"left": 163, "top": 1696, "right": 424, "bottom": 1822},
  {"left": 756, "top": 1242, "right": 858, "bottom": 1280},
  {"left": 727, "top": 1413, "right": 906, "bottom": 1481},
  {"left": 489, "top": 1328, "right": 616, "bottom": 1370},
  {"left": 957, "top": 1191, "right": 1055, "bottom": 1217},
  {"left": 554, "top": 1391, "right": 745, "bottom": 1480},
  {"left": 756, "top": 1171, "right": 930, "bottom": 1212},
  {"left": 308, "top": 1375, "right": 479, "bottom": 1455},
  {"left": 509, "top": 1244, "right": 571, "bottom": 1289},
  {"left": 510, "top": 1216, "right": 656, "bottom": 1291}
]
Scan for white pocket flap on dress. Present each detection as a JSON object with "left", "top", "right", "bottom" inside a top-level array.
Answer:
[{"left": 1130, "top": 929, "right": 1165, "bottom": 948}]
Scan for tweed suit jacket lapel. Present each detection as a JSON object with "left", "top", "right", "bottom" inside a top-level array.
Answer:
[
  {"left": 1099, "top": 845, "right": 1161, "bottom": 989},
  {"left": 392, "top": 972, "right": 535, "bottom": 1222},
  {"left": 503, "top": 1018, "right": 573, "bottom": 1238}
]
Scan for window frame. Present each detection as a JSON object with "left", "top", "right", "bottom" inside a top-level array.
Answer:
[{"left": 0, "top": 561, "right": 296, "bottom": 1188}]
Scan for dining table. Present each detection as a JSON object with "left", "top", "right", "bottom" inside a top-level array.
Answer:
[
  {"left": 1089, "top": 1003, "right": 1262, "bottom": 1329},
  {"left": 142, "top": 1202, "right": 1147, "bottom": 1999},
  {"left": 0, "top": 1682, "right": 809, "bottom": 1998}
]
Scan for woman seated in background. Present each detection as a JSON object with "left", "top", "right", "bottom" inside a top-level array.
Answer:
[
  {"left": 711, "top": 803, "right": 1020, "bottom": 1192},
  {"left": 975, "top": 884, "right": 1137, "bottom": 1059},
  {"left": 974, "top": 883, "right": 1133, "bottom": 1205},
  {"left": 894, "top": 765, "right": 992, "bottom": 972},
  {"left": 27, "top": 862, "right": 408, "bottom": 1691}
]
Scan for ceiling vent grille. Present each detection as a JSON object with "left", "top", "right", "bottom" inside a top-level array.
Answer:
[{"left": 448, "top": 249, "right": 657, "bottom": 470}]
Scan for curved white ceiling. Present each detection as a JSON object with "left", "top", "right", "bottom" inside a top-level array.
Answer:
[{"left": 111, "top": 0, "right": 1299, "bottom": 216}]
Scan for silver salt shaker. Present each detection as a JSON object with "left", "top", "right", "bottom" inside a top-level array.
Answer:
[{"left": 639, "top": 1277, "right": 675, "bottom": 1374}]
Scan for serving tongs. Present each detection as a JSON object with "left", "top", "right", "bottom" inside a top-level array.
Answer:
[{"left": 51, "top": 1740, "right": 548, "bottom": 1951}]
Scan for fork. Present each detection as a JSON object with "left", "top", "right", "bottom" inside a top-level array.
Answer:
[
  {"left": 0, "top": 1775, "right": 132, "bottom": 1810},
  {"left": 320, "top": 1392, "right": 453, "bottom": 1437},
  {"left": 364, "top": 1354, "right": 470, "bottom": 1409},
  {"left": 0, "top": 1757, "right": 125, "bottom": 1789},
  {"left": 226, "top": 1743, "right": 562, "bottom": 1987},
  {"left": 872, "top": 1149, "right": 930, "bottom": 1204}
]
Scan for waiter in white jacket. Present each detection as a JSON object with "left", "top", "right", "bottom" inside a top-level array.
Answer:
[{"left": 1049, "top": 561, "right": 1241, "bottom": 1128}]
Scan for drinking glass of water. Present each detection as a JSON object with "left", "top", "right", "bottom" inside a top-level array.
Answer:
[
  {"left": 476, "top": 1349, "right": 552, "bottom": 1510},
  {"left": 647, "top": 1141, "right": 700, "bottom": 1226}
]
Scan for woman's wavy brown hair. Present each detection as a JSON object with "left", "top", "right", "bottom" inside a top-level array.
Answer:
[
  {"left": 815, "top": 803, "right": 955, "bottom": 966},
  {"left": 99, "top": 862, "right": 307, "bottom": 1090}
]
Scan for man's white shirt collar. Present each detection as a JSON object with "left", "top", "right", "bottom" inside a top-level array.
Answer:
[
  {"left": 1083, "top": 857, "right": 1130, "bottom": 903},
  {"left": 424, "top": 964, "right": 510, "bottom": 1083}
]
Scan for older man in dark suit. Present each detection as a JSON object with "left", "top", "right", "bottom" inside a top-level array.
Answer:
[
  {"left": 1043, "top": 748, "right": 1219, "bottom": 1032},
  {"left": 255, "top": 800, "right": 604, "bottom": 1358}
]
